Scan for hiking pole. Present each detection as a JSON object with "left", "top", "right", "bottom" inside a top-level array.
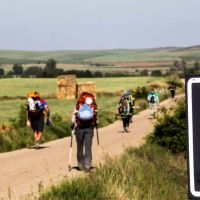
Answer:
[
  {"left": 68, "top": 129, "right": 74, "bottom": 172},
  {"left": 96, "top": 125, "right": 100, "bottom": 145}
]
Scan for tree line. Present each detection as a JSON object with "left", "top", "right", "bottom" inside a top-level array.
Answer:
[{"left": 0, "top": 58, "right": 198, "bottom": 78}]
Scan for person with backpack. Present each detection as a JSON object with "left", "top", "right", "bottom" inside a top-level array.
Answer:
[
  {"left": 71, "top": 92, "right": 98, "bottom": 172},
  {"left": 168, "top": 82, "right": 176, "bottom": 99},
  {"left": 118, "top": 91, "right": 132, "bottom": 132},
  {"left": 26, "top": 91, "right": 51, "bottom": 148},
  {"left": 147, "top": 88, "right": 159, "bottom": 119}
]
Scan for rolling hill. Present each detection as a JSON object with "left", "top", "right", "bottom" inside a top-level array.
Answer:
[{"left": 0, "top": 45, "right": 200, "bottom": 64}]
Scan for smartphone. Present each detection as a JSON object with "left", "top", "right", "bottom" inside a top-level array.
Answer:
[{"left": 187, "top": 77, "right": 200, "bottom": 198}]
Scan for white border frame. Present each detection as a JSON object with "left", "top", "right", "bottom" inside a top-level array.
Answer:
[{"left": 188, "top": 77, "right": 200, "bottom": 197}]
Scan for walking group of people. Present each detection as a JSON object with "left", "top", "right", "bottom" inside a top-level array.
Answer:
[
  {"left": 26, "top": 91, "right": 98, "bottom": 172},
  {"left": 117, "top": 88, "right": 160, "bottom": 132},
  {"left": 26, "top": 82, "right": 176, "bottom": 172},
  {"left": 117, "top": 82, "right": 176, "bottom": 131}
]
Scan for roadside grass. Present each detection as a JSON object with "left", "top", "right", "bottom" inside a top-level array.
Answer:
[{"left": 39, "top": 143, "right": 187, "bottom": 200}]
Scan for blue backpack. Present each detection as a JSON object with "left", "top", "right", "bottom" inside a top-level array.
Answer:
[
  {"left": 36, "top": 100, "right": 44, "bottom": 111},
  {"left": 78, "top": 103, "right": 94, "bottom": 121}
]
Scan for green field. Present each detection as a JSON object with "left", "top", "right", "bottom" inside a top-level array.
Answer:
[
  {"left": 0, "top": 46, "right": 200, "bottom": 64},
  {"left": 0, "top": 77, "right": 164, "bottom": 97},
  {"left": 0, "top": 96, "right": 119, "bottom": 124},
  {"left": 0, "top": 77, "right": 164, "bottom": 124}
]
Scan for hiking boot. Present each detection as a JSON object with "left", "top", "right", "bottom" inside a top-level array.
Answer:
[
  {"left": 124, "top": 127, "right": 129, "bottom": 132},
  {"left": 84, "top": 166, "right": 91, "bottom": 173},
  {"left": 77, "top": 163, "right": 84, "bottom": 171},
  {"left": 35, "top": 142, "right": 39, "bottom": 149}
]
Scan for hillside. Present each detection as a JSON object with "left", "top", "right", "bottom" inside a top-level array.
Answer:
[{"left": 0, "top": 45, "right": 200, "bottom": 64}]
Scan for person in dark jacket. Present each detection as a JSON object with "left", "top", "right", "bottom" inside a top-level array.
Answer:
[{"left": 168, "top": 82, "right": 176, "bottom": 98}]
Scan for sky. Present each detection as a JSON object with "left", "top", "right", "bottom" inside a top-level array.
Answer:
[{"left": 0, "top": 0, "right": 200, "bottom": 50}]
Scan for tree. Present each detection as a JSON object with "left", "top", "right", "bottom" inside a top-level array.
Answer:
[
  {"left": 13, "top": 64, "right": 23, "bottom": 76},
  {"left": 140, "top": 69, "right": 149, "bottom": 76},
  {"left": 94, "top": 71, "right": 103, "bottom": 77},
  {"left": 181, "top": 60, "right": 187, "bottom": 69},
  {"left": 23, "top": 66, "right": 43, "bottom": 77},
  {"left": 0, "top": 68, "right": 5, "bottom": 76},
  {"left": 44, "top": 59, "right": 57, "bottom": 77},
  {"left": 173, "top": 60, "right": 181, "bottom": 70},
  {"left": 151, "top": 70, "right": 162, "bottom": 77},
  {"left": 45, "top": 59, "right": 56, "bottom": 71},
  {"left": 194, "top": 61, "right": 200, "bottom": 72},
  {"left": 84, "top": 70, "right": 93, "bottom": 77},
  {"left": 6, "top": 70, "right": 14, "bottom": 77}
]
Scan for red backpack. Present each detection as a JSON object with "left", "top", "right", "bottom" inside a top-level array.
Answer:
[{"left": 75, "top": 92, "right": 97, "bottom": 127}]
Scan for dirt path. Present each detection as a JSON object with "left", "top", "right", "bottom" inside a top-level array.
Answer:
[{"left": 0, "top": 96, "right": 182, "bottom": 200}]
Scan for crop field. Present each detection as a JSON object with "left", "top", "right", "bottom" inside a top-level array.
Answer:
[
  {"left": 0, "top": 77, "right": 164, "bottom": 97},
  {"left": 0, "top": 77, "right": 164, "bottom": 124}
]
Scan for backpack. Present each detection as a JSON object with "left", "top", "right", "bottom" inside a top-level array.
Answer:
[
  {"left": 149, "top": 93, "right": 155, "bottom": 104},
  {"left": 75, "top": 92, "right": 97, "bottom": 127},
  {"left": 78, "top": 103, "right": 94, "bottom": 121},
  {"left": 118, "top": 98, "right": 130, "bottom": 117},
  {"left": 27, "top": 97, "right": 44, "bottom": 112}
]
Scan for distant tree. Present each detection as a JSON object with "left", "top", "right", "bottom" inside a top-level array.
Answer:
[
  {"left": 23, "top": 66, "right": 43, "bottom": 77},
  {"left": 84, "top": 70, "right": 93, "bottom": 77},
  {"left": 181, "top": 60, "right": 187, "bottom": 69},
  {"left": 194, "top": 61, "right": 200, "bottom": 72},
  {"left": 13, "top": 64, "right": 23, "bottom": 76},
  {"left": 45, "top": 59, "right": 56, "bottom": 70},
  {"left": 180, "top": 61, "right": 187, "bottom": 74},
  {"left": 43, "top": 59, "right": 57, "bottom": 77},
  {"left": 6, "top": 70, "right": 14, "bottom": 77},
  {"left": 55, "top": 68, "right": 65, "bottom": 76},
  {"left": 134, "top": 69, "right": 140, "bottom": 76},
  {"left": 140, "top": 69, "right": 149, "bottom": 76},
  {"left": 183, "top": 61, "right": 200, "bottom": 75},
  {"left": 173, "top": 60, "right": 181, "bottom": 70},
  {"left": 151, "top": 70, "right": 162, "bottom": 77},
  {"left": 0, "top": 68, "right": 5, "bottom": 76},
  {"left": 94, "top": 71, "right": 103, "bottom": 77}
]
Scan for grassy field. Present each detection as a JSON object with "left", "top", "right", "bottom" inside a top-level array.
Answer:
[
  {"left": 0, "top": 77, "right": 165, "bottom": 124},
  {"left": 0, "top": 77, "right": 164, "bottom": 97},
  {"left": 0, "top": 46, "right": 200, "bottom": 64}
]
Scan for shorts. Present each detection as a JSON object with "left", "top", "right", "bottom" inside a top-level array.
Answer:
[{"left": 30, "top": 117, "right": 44, "bottom": 132}]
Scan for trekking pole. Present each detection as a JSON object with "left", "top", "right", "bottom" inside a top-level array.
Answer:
[
  {"left": 68, "top": 129, "right": 74, "bottom": 172},
  {"left": 96, "top": 125, "right": 100, "bottom": 145}
]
